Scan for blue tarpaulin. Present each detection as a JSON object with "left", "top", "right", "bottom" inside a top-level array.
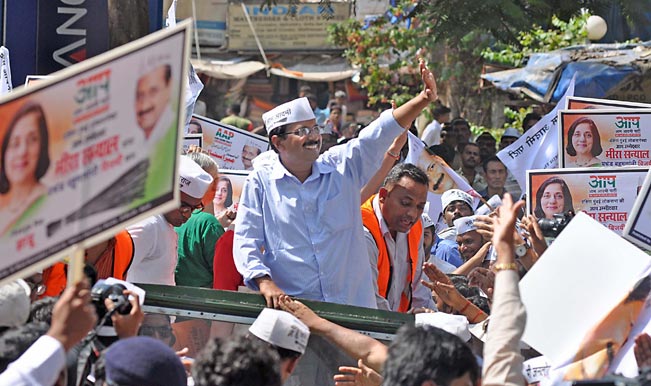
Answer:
[{"left": 482, "top": 42, "right": 651, "bottom": 103}]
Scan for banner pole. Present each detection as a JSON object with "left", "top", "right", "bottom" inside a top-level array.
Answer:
[{"left": 67, "top": 245, "right": 85, "bottom": 286}]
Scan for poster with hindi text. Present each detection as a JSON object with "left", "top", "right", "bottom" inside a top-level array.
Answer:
[
  {"left": 623, "top": 168, "right": 651, "bottom": 251},
  {"left": 559, "top": 110, "right": 651, "bottom": 168},
  {"left": 191, "top": 114, "right": 268, "bottom": 171},
  {"left": 0, "top": 21, "right": 191, "bottom": 285},
  {"left": 566, "top": 96, "right": 651, "bottom": 110},
  {"left": 527, "top": 167, "right": 648, "bottom": 235}
]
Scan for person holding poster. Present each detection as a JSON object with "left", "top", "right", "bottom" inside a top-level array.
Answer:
[
  {"left": 565, "top": 117, "right": 603, "bottom": 168},
  {"left": 234, "top": 59, "right": 438, "bottom": 309},
  {"left": 0, "top": 102, "right": 51, "bottom": 235},
  {"left": 126, "top": 156, "right": 213, "bottom": 285},
  {"left": 533, "top": 177, "right": 575, "bottom": 220}
]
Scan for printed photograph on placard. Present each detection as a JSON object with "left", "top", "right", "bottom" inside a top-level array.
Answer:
[
  {"left": 566, "top": 96, "right": 651, "bottom": 110},
  {"left": 192, "top": 114, "right": 268, "bottom": 171},
  {"left": 527, "top": 167, "right": 648, "bottom": 235},
  {"left": 559, "top": 109, "right": 651, "bottom": 168},
  {"left": 212, "top": 170, "right": 249, "bottom": 218},
  {"left": 623, "top": 169, "right": 651, "bottom": 251},
  {"left": 0, "top": 21, "right": 190, "bottom": 284}
]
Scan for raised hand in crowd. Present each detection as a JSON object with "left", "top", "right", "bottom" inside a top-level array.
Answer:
[
  {"left": 474, "top": 214, "right": 495, "bottom": 241},
  {"left": 635, "top": 333, "right": 651, "bottom": 370},
  {"left": 468, "top": 267, "right": 496, "bottom": 300},
  {"left": 47, "top": 279, "right": 98, "bottom": 351},
  {"left": 257, "top": 276, "right": 286, "bottom": 308},
  {"left": 422, "top": 262, "right": 488, "bottom": 323},
  {"left": 334, "top": 358, "right": 383, "bottom": 386},
  {"left": 216, "top": 208, "right": 237, "bottom": 229},
  {"left": 360, "top": 129, "right": 409, "bottom": 203},
  {"left": 492, "top": 193, "right": 525, "bottom": 267},
  {"left": 105, "top": 290, "right": 144, "bottom": 339}
]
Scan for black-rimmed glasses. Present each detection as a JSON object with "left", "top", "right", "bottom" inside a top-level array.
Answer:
[
  {"left": 179, "top": 201, "right": 204, "bottom": 216},
  {"left": 280, "top": 125, "right": 321, "bottom": 138}
]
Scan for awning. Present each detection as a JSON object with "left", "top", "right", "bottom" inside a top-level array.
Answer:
[
  {"left": 269, "top": 54, "right": 357, "bottom": 82},
  {"left": 191, "top": 58, "right": 266, "bottom": 79},
  {"left": 482, "top": 42, "right": 651, "bottom": 103}
]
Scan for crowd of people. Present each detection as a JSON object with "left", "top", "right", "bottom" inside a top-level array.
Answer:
[{"left": 3, "top": 56, "right": 651, "bottom": 386}]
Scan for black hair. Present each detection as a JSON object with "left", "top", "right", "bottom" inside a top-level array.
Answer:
[
  {"left": 565, "top": 117, "right": 603, "bottom": 157},
  {"left": 383, "top": 324, "right": 479, "bottom": 386},
  {"left": 523, "top": 112, "right": 542, "bottom": 129},
  {"left": 428, "top": 144, "right": 455, "bottom": 166},
  {"left": 482, "top": 155, "right": 505, "bottom": 173},
  {"left": 0, "top": 101, "right": 51, "bottom": 194},
  {"left": 382, "top": 163, "right": 429, "bottom": 189},
  {"left": 467, "top": 294, "right": 491, "bottom": 315},
  {"left": 192, "top": 334, "right": 281, "bottom": 386},
  {"left": 0, "top": 322, "right": 50, "bottom": 372},
  {"left": 450, "top": 117, "right": 470, "bottom": 129},
  {"left": 432, "top": 104, "right": 451, "bottom": 118},
  {"left": 229, "top": 103, "right": 241, "bottom": 115},
  {"left": 28, "top": 296, "right": 58, "bottom": 325},
  {"left": 459, "top": 142, "right": 479, "bottom": 154},
  {"left": 267, "top": 124, "right": 288, "bottom": 153},
  {"left": 533, "top": 176, "right": 575, "bottom": 219}
]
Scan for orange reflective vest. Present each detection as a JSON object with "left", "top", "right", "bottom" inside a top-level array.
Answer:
[
  {"left": 42, "top": 230, "right": 135, "bottom": 297},
  {"left": 361, "top": 195, "right": 422, "bottom": 312}
]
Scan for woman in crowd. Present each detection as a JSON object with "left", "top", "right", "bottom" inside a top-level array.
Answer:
[
  {"left": 534, "top": 176, "right": 575, "bottom": 220},
  {"left": 565, "top": 117, "right": 603, "bottom": 167}
]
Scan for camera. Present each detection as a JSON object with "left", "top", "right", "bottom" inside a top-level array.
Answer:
[
  {"left": 537, "top": 211, "right": 575, "bottom": 238},
  {"left": 91, "top": 281, "right": 132, "bottom": 319}
]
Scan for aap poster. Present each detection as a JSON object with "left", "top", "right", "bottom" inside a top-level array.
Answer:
[
  {"left": 213, "top": 170, "right": 249, "bottom": 217},
  {"left": 566, "top": 96, "right": 651, "bottom": 110},
  {"left": 559, "top": 110, "right": 651, "bottom": 168},
  {"left": 624, "top": 169, "right": 651, "bottom": 251},
  {"left": 0, "top": 21, "right": 191, "bottom": 284},
  {"left": 191, "top": 114, "right": 269, "bottom": 171},
  {"left": 527, "top": 167, "right": 648, "bottom": 235}
]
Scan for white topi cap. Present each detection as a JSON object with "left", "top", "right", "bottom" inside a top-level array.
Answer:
[
  {"left": 454, "top": 215, "right": 478, "bottom": 235},
  {"left": 421, "top": 213, "right": 436, "bottom": 229},
  {"left": 0, "top": 279, "right": 31, "bottom": 328},
  {"left": 179, "top": 156, "right": 213, "bottom": 199},
  {"left": 249, "top": 308, "right": 310, "bottom": 354},
  {"left": 441, "top": 189, "right": 473, "bottom": 211},
  {"left": 415, "top": 312, "right": 471, "bottom": 342},
  {"left": 262, "top": 97, "right": 315, "bottom": 133},
  {"left": 502, "top": 127, "right": 521, "bottom": 139}
]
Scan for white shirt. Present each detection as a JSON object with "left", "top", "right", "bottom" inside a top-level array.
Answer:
[
  {"left": 364, "top": 195, "right": 436, "bottom": 311},
  {"left": 421, "top": 120, "right": 442, "bottom": 147},
  {"left": 0, "top": 335, "right": 65, "bottom": 386},
  {"left": 126, "top": 214, "right": 178, "bottom": 285}
]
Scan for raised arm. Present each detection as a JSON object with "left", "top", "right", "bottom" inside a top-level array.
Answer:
[{"left": 278, "top": 295, "right": 388, "bottom": 373}]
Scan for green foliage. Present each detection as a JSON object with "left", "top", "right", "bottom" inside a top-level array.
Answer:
[
  {"left": 480, "top": 13, "right": 589, "bottom": 67},
  {"left": 503, "top": 106, "right": 533, "bottom": 129}
]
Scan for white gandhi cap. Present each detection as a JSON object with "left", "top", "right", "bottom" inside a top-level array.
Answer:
[
  {"left": 441, "top": 189, "right": 474, "bottom": 211},
  {"left": 415, "top": 312, "right": 471, "bottom": 342},
  {"left": 262, "top": 97, "right": 315, "bottom": 133},
  {"left": 179, "top": 156, "right": 213, "bottom": 199},
  {"left": 249, "top": 308, "right": 310, "bottom": 354},
  {"left": 454, "top": 215, "right": 478, "bottom": 235}
]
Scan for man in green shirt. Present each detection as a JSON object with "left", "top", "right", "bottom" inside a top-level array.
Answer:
[{"left": 220, "top": 103, "right": 253, "bottom": 131}]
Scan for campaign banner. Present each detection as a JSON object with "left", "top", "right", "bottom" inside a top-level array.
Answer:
[
  {"left": 559, "top": 109, "right": 651, "bottom": 168},
  {"left": 0, "top": 21, "right": 191, "bottom": 285},
  {"left": 526, "top": 167, "right": 648, "bottom": 235},
  {"left": 566, "top": 96, "right": 651, "bottom": 110},
  {"left": 192, "top": 114, "right": 268, "bottom": 171},
  {"left": 405, "top": 132, "right": 480, "bottom": 223},
  {"left": 497, "top": 77, "right": 575, "bottom": 190},
  {"left": 623, "top": 169, "right": 651, "bottom": 251},
  {"left": 213, "top": 170, "right": 249, "bottom": 217}
]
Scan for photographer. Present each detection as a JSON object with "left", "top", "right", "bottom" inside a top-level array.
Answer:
[{"left": 0, "top": 280, "right": 97, "bottom": 385}]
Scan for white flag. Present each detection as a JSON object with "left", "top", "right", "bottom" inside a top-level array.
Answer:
[
  {"left": 405, "top": 132, "right": 480, "bottom": 221},
  {"left": 497, "top": 76, "right": 576, "bottom": 190}
]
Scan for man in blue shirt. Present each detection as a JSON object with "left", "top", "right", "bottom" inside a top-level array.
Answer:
[{"left": 233, "top": 60, "right": 438, "bottom": 309}]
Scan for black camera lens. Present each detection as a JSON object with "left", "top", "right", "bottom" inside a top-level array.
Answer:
[
  {"left": 91, "top": 282, "right": 132, "bottom": 320},
  {"left": 537, "top": 211, "right": 575, "bottom": 238}
]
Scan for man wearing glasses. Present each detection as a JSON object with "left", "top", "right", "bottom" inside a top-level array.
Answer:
[
  {"left": 126, "top": 156, "right": 213, "bottom": 285},
  {"left": 234, "top": 60, "right": 439, "bottom": 309}
]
